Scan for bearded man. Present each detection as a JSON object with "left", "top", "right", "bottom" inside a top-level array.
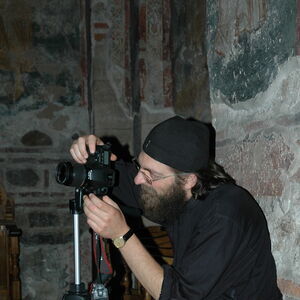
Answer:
[{"left": 70, "top": 116, "right": 282, "bottom": 300}]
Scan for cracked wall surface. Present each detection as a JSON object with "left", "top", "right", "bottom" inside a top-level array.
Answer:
[
  {"left": 2, "top": 1, "right": 299, "bottom": 299},
  {"left": 0, "top": 1, "right": 90, "bottom": 299},
  {"left": 207, "top": 0, "right": 300, "bottom": 298}
]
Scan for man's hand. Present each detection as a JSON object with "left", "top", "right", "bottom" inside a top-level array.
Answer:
[
  {"left": 84, "top": 194, "right": 163, "bottom": 300},
  {"left": 70, "top": 134, "right": 117, "bottom": 164},
  {"left": 83, "top": 193, "right": 129, "bottom": 239}
]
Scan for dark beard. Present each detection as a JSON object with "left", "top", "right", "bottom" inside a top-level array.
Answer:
[{"left": 138, "top": 181, "right": 187, "bottom": 225}]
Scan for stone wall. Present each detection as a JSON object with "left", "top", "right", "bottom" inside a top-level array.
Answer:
[
  {"left": 0, "top": 1, "right": 91, "bottom": 299},
  {"left": 3, "top": 0, "right": 298, "bottom": 299},
  {"left": 0, "top": 1, "right": 210, "bottom": 299},
  {"left": 89, "top": 0, "right": 211, "bottom": 152},
  {"left": 171, "top": 1, "right": 211, "bottom": 123},
  {"left": 89, "top": 0, "right": 210, "bottom": 233},
  {"left": 90, "top": 0, "right": 176, "bottom": 154},
  {"left": 207, "top": 0, "right": 300, "bottom": 299}
]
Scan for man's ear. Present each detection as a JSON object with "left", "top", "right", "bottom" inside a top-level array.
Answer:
[{"left": 184, "top": 173, "right": 198, "bottom": 190}]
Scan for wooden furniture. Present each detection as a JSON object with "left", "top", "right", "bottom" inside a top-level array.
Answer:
[
  {"left": 122, "top": 226, "right": 173, "bottom": 300},
  {"left": 0, "top": 184, "right": 21, "bottom": 300}
]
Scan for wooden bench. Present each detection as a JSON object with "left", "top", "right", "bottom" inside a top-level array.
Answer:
[{"left": 0, "top": 184, "right": 21, "bottom": 300}]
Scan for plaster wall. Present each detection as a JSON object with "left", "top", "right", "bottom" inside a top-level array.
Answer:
[
  {"left": 90, "top": 0, "right": 176, "bottom": 154},
  {"left": 4, "top": 1, "right": 294, "bottom": 299},
  {"left": 0, "top": 1, "right": 91, "bottom": 299},
  {"left": 207, "top": 1, "right": 300, "bottom": 298},
  {"left": 89, "top": 0, "right": 210, "bottom": 153}
]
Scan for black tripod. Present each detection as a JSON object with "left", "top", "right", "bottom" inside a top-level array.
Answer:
[{"left": 63, "top": 188, "right": 90, "bottom": 300}]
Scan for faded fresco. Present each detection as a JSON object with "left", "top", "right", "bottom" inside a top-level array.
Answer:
[
  {"left": 171, "top": 1, "right": 210, "bottom": 122},
  {"left": 0, "top": 0, "right": 81, "bottom": 116},
  {"left": 142, "top": 0, "right": 172, "bottom": 108},
  {"left": 207, "top": 0, "right": 296, "bottom": 103},
  {"left": 91, "top": 0, "right": 172, "bottom": 118},
  {"left": 214, "top": 0, "right": 268, "bottom": 59},
  {"left": 0, "top": 1, "right": 33, "bottom": 103}
]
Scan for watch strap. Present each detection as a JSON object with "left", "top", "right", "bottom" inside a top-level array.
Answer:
[{"left": 122, "top": 228, "right": 134, "bottom": 242}]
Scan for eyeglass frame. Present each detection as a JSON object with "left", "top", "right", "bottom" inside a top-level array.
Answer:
[{"left": 132, "top": 157, "right": 188, "bottom": 185}]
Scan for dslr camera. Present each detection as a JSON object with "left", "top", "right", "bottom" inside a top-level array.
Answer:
[{"left": 56, "top": 144, "right": 115, "bottom": 197}]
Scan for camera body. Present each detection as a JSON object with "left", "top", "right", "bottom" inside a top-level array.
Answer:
[{"left": 56, "top": 144, "right": 115, "bottom": 196}]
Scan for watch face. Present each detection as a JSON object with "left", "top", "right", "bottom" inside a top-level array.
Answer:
[{"left": 113, "top": 237, "right": 125, "bottom": 248}]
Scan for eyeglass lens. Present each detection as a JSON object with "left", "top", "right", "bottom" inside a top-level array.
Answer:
[{"left": 132, "top": 158, "right": 153, "bottom": 184}]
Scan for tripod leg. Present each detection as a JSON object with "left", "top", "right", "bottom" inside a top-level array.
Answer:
[
  {"left": 62, "top": 211, "right": 90, "bottom": 299},
  {"left": 74, "top": 213, "right": 81, "bottom": 285}
]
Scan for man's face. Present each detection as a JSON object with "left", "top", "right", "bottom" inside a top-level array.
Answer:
[
  {"left": 138, "top": 178, "right": 187, "bottom": 225},
  {"left": 134, "top": 152, "right": 189, "bottom": 225}
]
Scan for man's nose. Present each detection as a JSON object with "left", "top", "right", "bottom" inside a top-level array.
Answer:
[{"left": 134, "top": 171, "right": 147, "bottom": 185}]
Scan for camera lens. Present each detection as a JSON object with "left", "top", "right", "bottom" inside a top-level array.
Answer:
[
  {"left": 56, "top": 162, "right": 87, "bottom": 187},
  {"left": 56, "top": 162, "right": 73, "bottom": 185}
]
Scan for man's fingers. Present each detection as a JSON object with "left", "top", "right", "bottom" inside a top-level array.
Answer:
[
  {"left": 70, "top": 135, "right": 117, "bottom": 164},
  {"left": 87, "top": 136, "right": 117, "bottom": 161},
  {"left": 86, "top": 217, "right": 103, "bottom": 233},
  {"left": 84, "top": 194, "right": 102, "bottom": 212},
  {"left": 69, "top": 137, "right": 88, "bottom": 163},
  {"left": 85, "top": 194, "right": 112, "bottom": 216},
  {"left": 84, "top": 196, "right": 115, "bottom": 232},
  {"left": 87, "top": 135, "right": 103, "bottom": 153},
  {"left": 88, "top": 194, "right": 120, "bottom": 211},
  {"left": 70, "top": 144, "right": 86, "bottom": 164},
  {"left": 111, "top": 153, "right": 117, "bottom": 161},
  {"left": 83, "top": 194, "right": 127, "bottom": 239},
  {"left": 102, "top": 195, "right": 119, "bottom": 209},
  {"left": 96, "top": 137, "right": 104, "bottom": 146},
  {"left": 77, "top": 136, "right": 89, "bottom": 157}
]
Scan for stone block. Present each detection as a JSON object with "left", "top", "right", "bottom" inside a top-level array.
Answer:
[
  {"left": 20, "top": 243, "right": 86, "bottom": 299},
  {"left": 0, "top": 147, "right": 44, "bottom": 153},
  {"left": 44, "top": 170, "right": 49, "bottom": 188},
  {"left": 22, "top": 231, "right": 73, "bottom": 245},
  {"left": 28, "top": 211, "right": 60, "bottom": 227},
  {"left": 6, "top": 168, "right": 39, "bottom": 187},
  {"left": 21, "top": 130, "right": 52, "bottom": 146}
]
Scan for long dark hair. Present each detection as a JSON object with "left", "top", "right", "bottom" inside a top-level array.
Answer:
[{"left": 176, "top": 160, "right": 235, "bottom": 199}]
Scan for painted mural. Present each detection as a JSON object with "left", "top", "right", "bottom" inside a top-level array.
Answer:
[
  {"left": 91, "top": 0, "right": 172, "bottom": 118},
  {"left": 144, "top": 0, "right": 172, "bottom": 108},
  {"left": 0, "top": 1, "right": 33, "bottom": 104},
  {"left": 0, "top": 0, "right": 81, "bottom": 116},
  {"left": 214, "top": 0, "right": 268, "bottom": 58},
  {"left": 207, "top": 0, "right": 296, "bottom": 103}
]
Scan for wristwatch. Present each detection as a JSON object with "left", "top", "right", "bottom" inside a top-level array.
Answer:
[{"left": 112, "top": 228, "right": 134, "bottom": 248}]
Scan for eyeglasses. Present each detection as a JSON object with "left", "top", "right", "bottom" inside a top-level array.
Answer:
[{"left": 132, "top": 157, "right": 187, "bottom": 185}]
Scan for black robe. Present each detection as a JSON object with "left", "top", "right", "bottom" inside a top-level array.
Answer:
[{"left": 112, "top": 161, "right": 282, "bottom": 300}]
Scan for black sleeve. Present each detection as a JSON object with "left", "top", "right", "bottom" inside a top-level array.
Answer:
[
  {"left": 159, "top": 215, "right": 245, "bottom": 300},
  {"left": 111, "top": 160, "right": 142, "bottom": 216}
]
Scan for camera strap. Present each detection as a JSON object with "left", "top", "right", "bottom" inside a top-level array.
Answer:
[{"left": 93, "top": 232, "right": 113, "bottom": 284}]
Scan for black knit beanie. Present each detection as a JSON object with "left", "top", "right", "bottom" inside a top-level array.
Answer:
[{"left": 142, "top": 116, "right": 209, "bottom": 172}]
